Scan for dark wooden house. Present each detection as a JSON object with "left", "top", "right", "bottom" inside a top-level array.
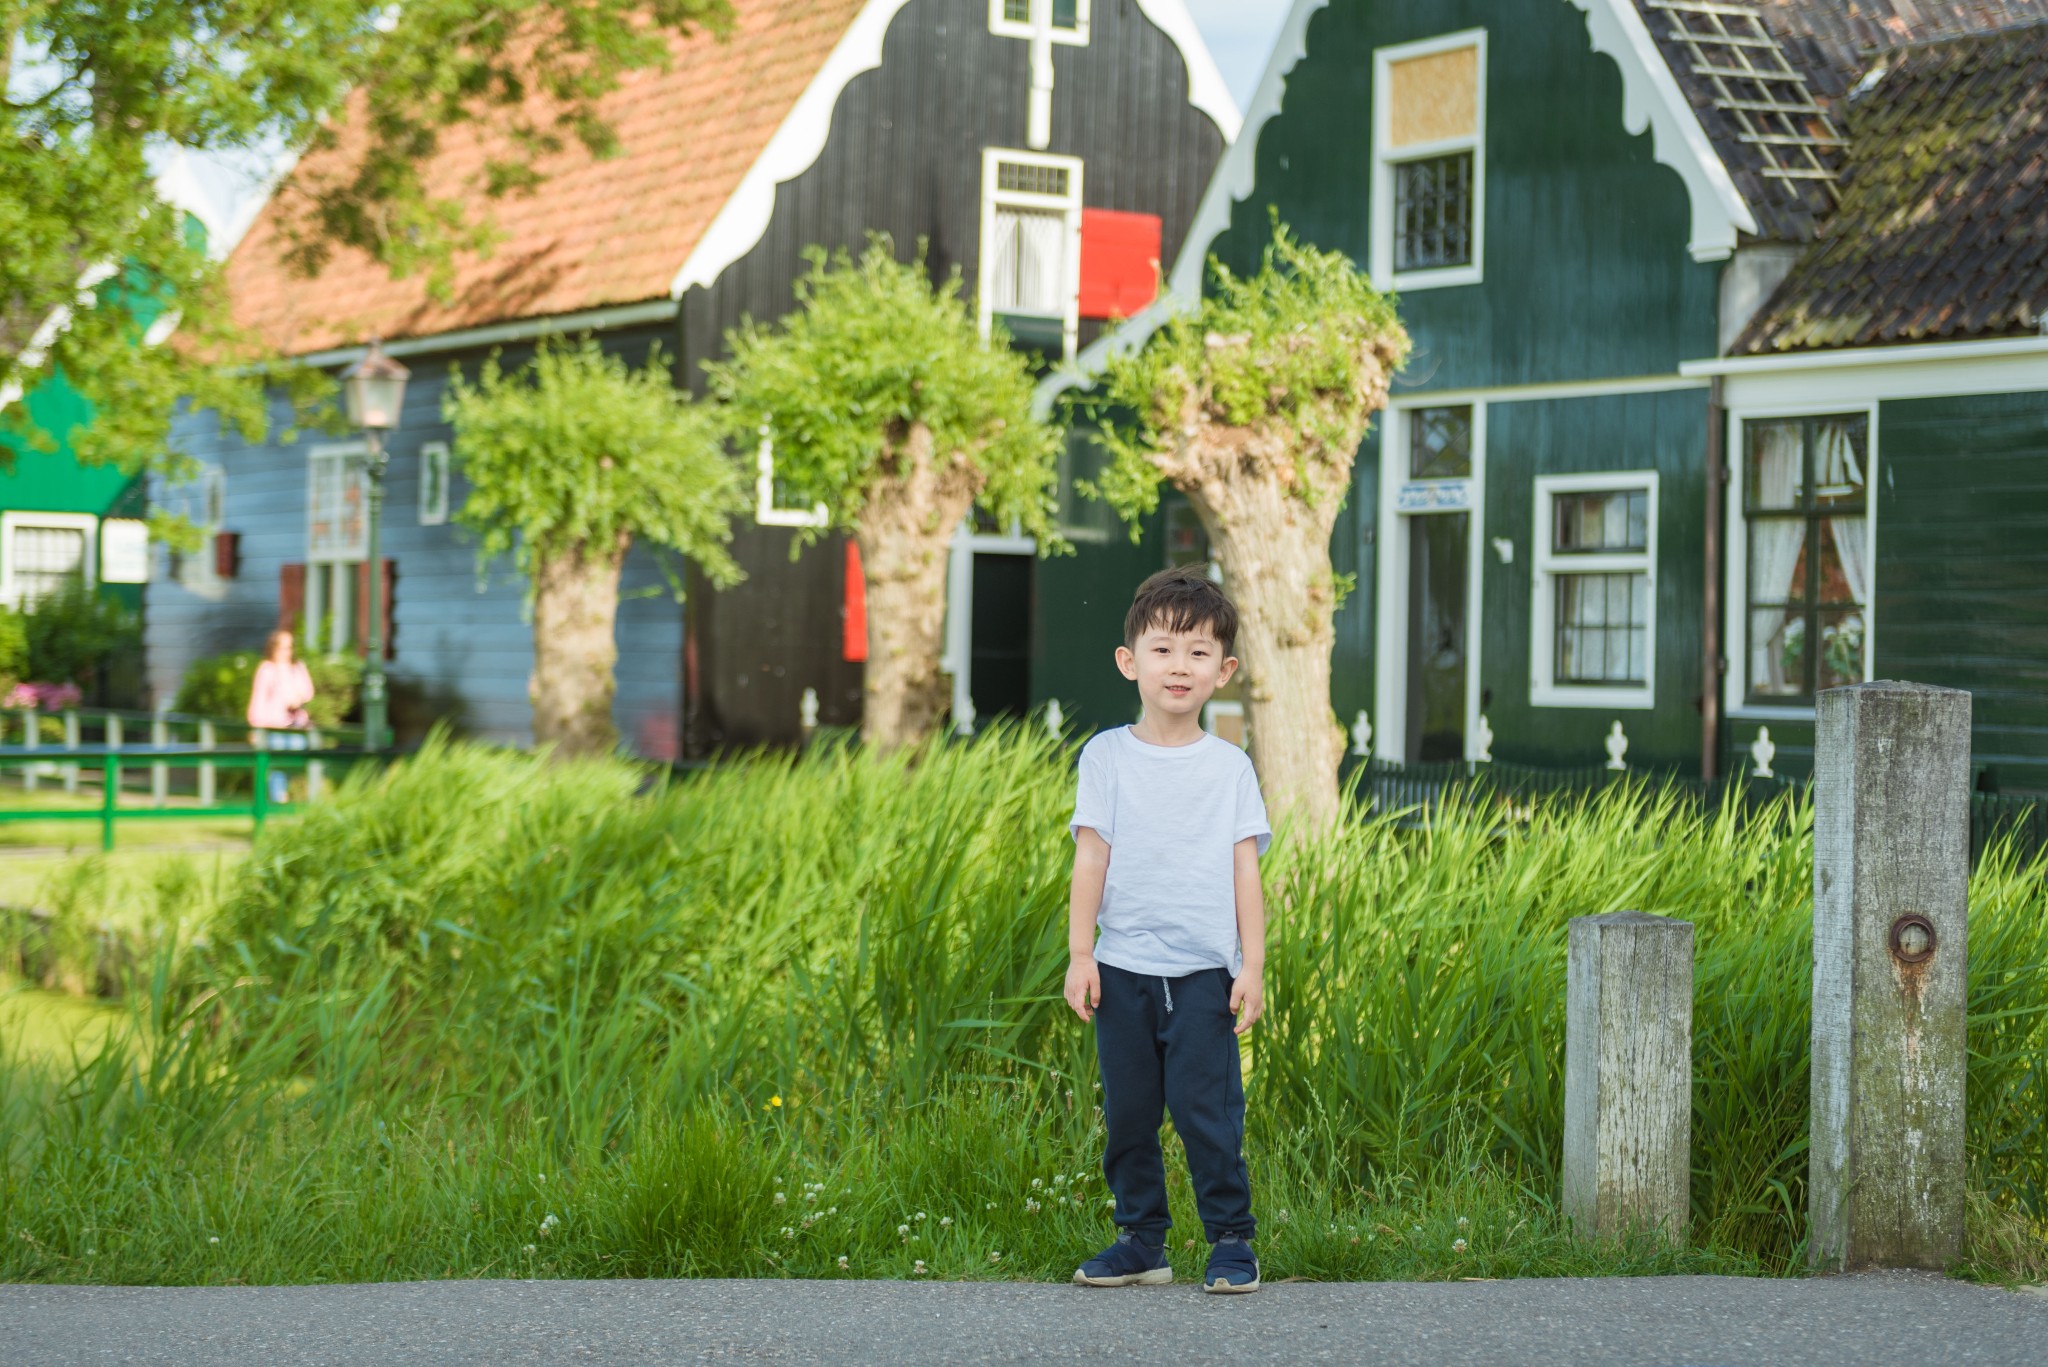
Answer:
[
  {"left": 146, "top": 0, "right": 1236, "bottom": 756},
  {"left": 1049, "top": 0, "right": 2048, "bottom": 792}
]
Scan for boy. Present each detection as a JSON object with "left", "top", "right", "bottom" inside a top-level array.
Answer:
[{"left": 1064, "top": 565, "right": 1270, "bottom": 1294}]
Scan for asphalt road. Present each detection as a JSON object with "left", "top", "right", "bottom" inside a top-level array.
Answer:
[{"left": 4, "top": 1273, "right": 2043, "bottom": 1366}]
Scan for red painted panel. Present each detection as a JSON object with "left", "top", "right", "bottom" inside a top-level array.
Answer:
[
  {"left": 1079, "top": 209, "right": 1163, "bottom": 320},
  {"left": 843, "top": 540, "right": 868, "bottom": 663}
]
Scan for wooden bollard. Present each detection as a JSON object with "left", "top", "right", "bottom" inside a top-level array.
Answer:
[
  {"left": 1563, "top": 911, "right": 1693, "bottom": 1243},
  {"left": 1810, "top": 681, "right": 1971, "bottom": 1271}
]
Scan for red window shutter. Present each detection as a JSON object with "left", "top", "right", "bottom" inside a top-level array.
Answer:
[
  {"left": 843, "top": 541, "right": 868, "bottom": 664},
  {"left": 353, "top": 559, "right": 397, "bottom": 660},
  {"left": 279, "top": 563, "right": 306, "bottom": 630},
  {"left": 1079, "top": 209, "right": 1163, "bottom": 320}
]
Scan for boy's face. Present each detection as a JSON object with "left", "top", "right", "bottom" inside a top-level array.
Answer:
[{"left": 1115, "top": 622, "right": 1238, "bottom": 721}]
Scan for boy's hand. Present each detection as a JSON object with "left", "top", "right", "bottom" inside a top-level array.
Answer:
[
  {"left": 1229, "top": 967, "right": 1265, "bottom": 1036},
  {"left": 1065, "top": 955, "right": 1102, "bottom": 1023}
]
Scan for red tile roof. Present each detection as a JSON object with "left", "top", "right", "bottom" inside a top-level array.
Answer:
[{"left": 225, "top": 0, "right": 867, "bottom": 356}]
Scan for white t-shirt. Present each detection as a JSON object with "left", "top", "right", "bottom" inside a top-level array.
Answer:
[{"left": 1069, "top": 726, "right": 1272, "bottom": 977}]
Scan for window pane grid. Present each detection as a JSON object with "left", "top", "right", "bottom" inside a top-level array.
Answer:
[
  {"left": 1408, "top": 405, "right": 1473, "bottom": 478},
  {"left": 1555, "top": 571, "right": 1648, "bottom": 685},
  {"left": 1394, "top": 152, "right": 1474, "bottom": 273},
  {"left": 11, "top": 526, "right": 87, "bottom": 606},
  {"left": 1743, "top": 415, "right": 1870, "bottom": 703},
  {"left": 996, "top": 161, "right": 1070, "bottom": 197},
  {"left": 1003, "top": 0, "right": 1079, "bottom": 26}
]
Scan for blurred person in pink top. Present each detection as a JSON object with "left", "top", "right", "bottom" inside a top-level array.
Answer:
[{"left": 248, "top": 630, "right": 314, "bottom": 801}]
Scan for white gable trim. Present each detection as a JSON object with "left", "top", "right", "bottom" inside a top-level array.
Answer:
[
  {"left": 1566, "top": 0, "right": 1754, "bottom": 261},
  {"left": 1165, "top": 0, "right": 1329, "bottom": 301},
  {"left": 669, "top": 0, "right": 1240, "bottom": 300}
]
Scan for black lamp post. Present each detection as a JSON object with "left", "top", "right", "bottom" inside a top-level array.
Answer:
[{"left": 339, "top": 338, "right": 409, "bottom": 749}]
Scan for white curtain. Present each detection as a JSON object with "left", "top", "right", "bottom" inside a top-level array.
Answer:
[
  {"left": 1748, "top": 425, "right": 1807, "bottom": 694},
  {"left": 1818, "top": 420, "right": 1870, "bottom": 607},
  {"left": 992, "top": 208, "right": 1065, "bottom": 314}
]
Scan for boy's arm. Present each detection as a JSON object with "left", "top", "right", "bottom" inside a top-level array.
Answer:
[
  {"left": 1065, "top": 828, "right": 1109, "bottom": 1022},
  {"left": 1229, "top": 835, "right": 1266, "bottom": 1036}
]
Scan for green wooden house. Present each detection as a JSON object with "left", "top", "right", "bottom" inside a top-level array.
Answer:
[
  {"left": 1040, "top": 0, "right": 2048, "bottom": 793},
  {"left": 0, "top": 369, "right": 150, "bottom": 620}
]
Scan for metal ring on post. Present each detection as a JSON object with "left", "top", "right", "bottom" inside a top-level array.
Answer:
[{"left": 1888, "top": 913, "right": 1937, "bottom": 965}]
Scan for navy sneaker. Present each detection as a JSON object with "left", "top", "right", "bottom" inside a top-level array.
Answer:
[
  {"left": 1072, "top": 1230, "right": 1172, "bottom": 1287},
  {"left": 1203, "top": 1233, "right": 1260, "bottom": 1294}
]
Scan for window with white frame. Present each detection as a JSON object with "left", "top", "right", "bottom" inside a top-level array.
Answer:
[
  {"left": 1531, "top": 473, "right": 1658, "bottom": 707},
  {"left": 1371, "top": 31, "right": 1486, "bottom": 290},
  {"left": 990, "top": 0, "right": 1088, "bottom": 44},
  {"left": 1740, "top": 413, "right": 1870, "bottom": 704},
  {"left": 753, "top": 426, "right": 829, "bottom": 529},
  {"left": 979, "top": 149, "right": 1083, "bottom": 361},
  {"left": 418, "top": 441, "right": 451, "bottom": 526},
  {"left": 304, "top": 443, "right": 369, "bottom": 654},
  {"left": 0, "top": 512, "right": 97, "bottom": 608}
]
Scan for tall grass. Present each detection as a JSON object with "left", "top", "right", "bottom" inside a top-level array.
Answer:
[{"left": 1, "top": 727, "right": 2042, "bottom": 1283}]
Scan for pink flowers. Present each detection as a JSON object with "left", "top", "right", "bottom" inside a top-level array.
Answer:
[{"left": 3, "top": 681, "right": 82, "bottom": 711}]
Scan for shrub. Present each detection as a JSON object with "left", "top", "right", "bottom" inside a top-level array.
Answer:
[
  {"left": 173, "top": 649, "right": 362, "bottom": 729},
  {"left": 20, "top": 580, "right": 139, "bottom": 690},
  {"left": 0, "top": 604, "right": 28, "bottom": 685}
]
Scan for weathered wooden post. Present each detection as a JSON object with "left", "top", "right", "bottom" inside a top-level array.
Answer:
[
  {"left": 1563, "top": 911, "right": 1694, "bottom": 1243},
  {"left": 1810, "top": 681, "right": 1971, "bottom": 1271}
]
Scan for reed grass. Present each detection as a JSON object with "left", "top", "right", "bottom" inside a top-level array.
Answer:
[{"left": 1, "top": 726, "right": 2041, "bottom": 1284}]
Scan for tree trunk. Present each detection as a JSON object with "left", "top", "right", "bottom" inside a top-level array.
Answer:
[
  {"left": 530, "top": 531, "right": 630, "bottom": 759},
  {"left": 1189, "top": 476, "right": 1347, "bottom": 831},
  {"left": 856, "top": 420, "right": 982, "bottom": 751}
]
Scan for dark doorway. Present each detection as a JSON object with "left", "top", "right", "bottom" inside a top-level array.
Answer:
[
  {"left": 1406, "top": 513, "right": 1469, "bottom": 763},
  {"left": 971, "top": 554, "right": 1034, "bottom": 725}
]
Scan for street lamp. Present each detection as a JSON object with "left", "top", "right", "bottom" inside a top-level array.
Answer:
[{"left": 339, "top": 338, "right": 409, "bottom": 750}]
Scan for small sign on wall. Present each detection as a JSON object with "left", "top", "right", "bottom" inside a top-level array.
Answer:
[
  {"left": 101, "top": 519, "right": 150, "bottom": 584},
  {"left": 1396, "top": 479, "right": 1473, "bottom": 513}
]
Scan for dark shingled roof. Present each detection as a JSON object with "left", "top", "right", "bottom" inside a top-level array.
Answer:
[
  {"left": 1734, "top": 20, "right": 2048, "bottom": 352},
  {"left": 1758, "top": 0, "right": 2048, "bottom": 99}
]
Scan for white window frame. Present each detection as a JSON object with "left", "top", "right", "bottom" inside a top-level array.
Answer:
[
  {"left": 1370, "top": 29, "right": 1487, "bottom": 293},
  {"left": 0, "top": 511, "right": 98, "bottom": 608},
  {"left": 306, "top": 441, "right": 370, "bottom": 656},
  {"left": 977, "top": 147, "right": 1084, "bottom": 363},
  {"left": 418, "top": 441, "right": 451, "bottom": 527},
  {"left": 989, "top": 0, "right": 1090, "bottom": 45},
  {"left": 753, "top": 427, "right": 829, "bottom": 529},
  {"left": 1372, "top": 400, "right": 1490, "bottom": 762},
  {"left": 1530, "top": 471, "right": 1660, "bottom": 710},
  {"left": 1723, "top": 403, "right": 1880, "bottom": 723}
]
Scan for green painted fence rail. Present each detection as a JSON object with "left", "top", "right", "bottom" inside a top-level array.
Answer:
[{"left": 0, "top": 745, "right": 382, "bottom": 850}]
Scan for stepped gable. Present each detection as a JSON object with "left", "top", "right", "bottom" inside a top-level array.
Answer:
[
  {"left": 1734, "top": 19, "right": 2048, "bottom": 352},
  {"left": 224, "top": 0, "right": 866, "bottom": 356}
]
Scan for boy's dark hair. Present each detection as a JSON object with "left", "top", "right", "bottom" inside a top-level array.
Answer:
[{"left": 1124, "top": 565, "right": 1239, "bottom": 655}]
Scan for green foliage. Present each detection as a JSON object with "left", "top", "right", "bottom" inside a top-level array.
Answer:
[
  {"left": 707, "top": 237, "right": 1067, "bottom": 550},
  {"left": 0, "top": 605, "right": 28, "bottom": 684},
  {"left": 1082, "top": 221, "right": 1409, "bottom": 530},
  {"left": 173, "top": 649, "right": 361, "bottom": 729},
  {"left": 21, "top": 582, "right": 139, "bottom": 688},
  {"left": 3, "top": 733, "right": 2045, "bottom": 1285},
  {"left": 445, "top": 338, "right": 745, "bottom": 586},
  {"left": 2, "top": 0, "right": 730, "bottom": 476}
]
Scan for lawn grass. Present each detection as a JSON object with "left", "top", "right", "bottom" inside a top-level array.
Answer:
[{"left": 0, "top": 729, "right": 2041, "bottom": 1286}]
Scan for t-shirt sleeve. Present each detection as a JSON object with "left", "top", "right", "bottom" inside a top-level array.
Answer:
[
  {"left": 1070, "top": 741, "right": 1114, "bottom": 845},
  {"left": 1234, "top": 758, "right": 1272, "bottom": 856}
]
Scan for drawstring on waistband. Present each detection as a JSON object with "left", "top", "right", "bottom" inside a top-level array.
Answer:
[{"left": 1161, "top": 977, "right": 1174, "bottom": 1014}]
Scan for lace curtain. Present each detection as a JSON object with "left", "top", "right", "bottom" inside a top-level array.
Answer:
[
  {"left": 991, "top": 208, "right": 1065, "bottom": 315},
  {"left": 1748, "top": 426, "right": 1806, "bottom": 694}
]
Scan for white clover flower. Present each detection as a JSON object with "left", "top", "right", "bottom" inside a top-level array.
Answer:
[
  {"left": 1453, "top": 1238, "right": 1468, "bottom": 1253},
  {"left": 1104, "top": 1197, "right": 1116, "bottom": 1208},
  {"left": 914, "top": 1211, "right": 926, "bottom": 1222},
  {"left": 1276, "top": 1209, "right": 1292, "bottom": 1223},
  {"left": 1457, "top": 1216, "right": 1469, "bottom": 1229},
  {"left": 781, "top": 1227, "right": 795, "bottom": 1240},
  {"left": 939, "top": 1216, "right": 953, "bottom": 1228},
  {"left": 805, "top": 1191, "right": 818, "bottom": 1204},
  {"left": 1024, "top": 1199, "right": 1041, "bottom": 1215},
  {"left": 912, "top": 1260, "right": 927, "bottom": 1275},
  {"left": 827, "top": 1206, "right": 838, "bottom": 1216},
  {"left": 539, "top": 1213, "right": 559, "bottom": 1238},
  {"left": 898, "top": 1224, "right": 910, "bottom": 1237},
  {"left": 836, "top": 1255, "right": 849, "bottom": 1270},
  {"left": 1052, "top": 1174, "right": 1066, "bottom": 1187},
  {"left": 988, "top": 1251, "right": 1003, "bottom": 1264},
  {"left": 1030, "top": 1178, "right": 1043, "bottom": 1189},
  {"left": 523, "top": 1244, "right": 537, "bottom": 1254},
  {"left": 985, "top": 1202, "right": 997, "bottom": 1211},
  {"left": 208, "top": 1236, "right": 220, "bottom": 1245},
  {"left": 773, "top": 1192, "right": 787, "bottom": 1206}
]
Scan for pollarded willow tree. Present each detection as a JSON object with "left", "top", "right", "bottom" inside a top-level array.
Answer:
[
  {"left": 1090, "top": 224, "right": 1410, "bottom": 829},
  {"left": 707, "top": 238, "right": 1066, "bottom": 751},
  {"left": 446, "top": 339, "right": 746, "bottom": 758}
]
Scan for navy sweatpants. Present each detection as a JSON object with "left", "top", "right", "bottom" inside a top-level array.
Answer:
[{"left": 1094, "top": 961, "right": 1256, "bottom": 1243}]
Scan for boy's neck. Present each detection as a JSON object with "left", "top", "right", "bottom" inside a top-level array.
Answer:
[{"left": 1131, "top": 709, "right": 1207, "bottom": 747}]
